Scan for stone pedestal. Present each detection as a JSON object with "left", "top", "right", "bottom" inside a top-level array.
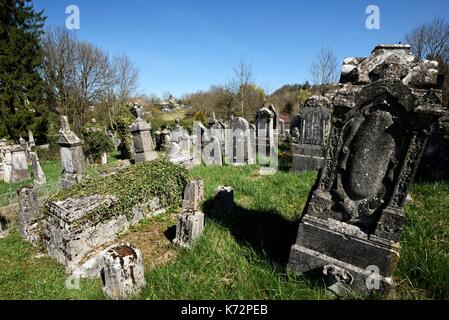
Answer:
[
  {"left": 101, "top": 243, "right": 146, "bottom": 300},
  {"left": 30, "top": 152, "right": 46, "bottom": 185},
  {"left": 58, "top": 116, "right": 85, "bottom": 189},
  {"left": 288, "top": 44, "right": 448, "bottom": 297},
  {"left": 129, "top": 114, "right": 157, "bottom": 163},
  {"left": 212, "top": 186, "right": 234, "bottom": 216},
  {"left": 173, "top": 210, "right": 205, "bottom": 247},
  {"left": 17, "top": 186, "right": 41, "bottom": 245}
]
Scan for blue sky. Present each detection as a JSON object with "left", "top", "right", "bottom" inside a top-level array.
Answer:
[{"left": 34, "top": 0, "right": 449, "bottom": 97}]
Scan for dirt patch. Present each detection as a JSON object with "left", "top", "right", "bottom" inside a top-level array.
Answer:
[{"left": 119, "top": 213, "right": 179, "bottom": 269}]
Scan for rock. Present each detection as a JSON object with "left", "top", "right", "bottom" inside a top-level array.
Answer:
[{"left": 101, "top": 243, "right": 146, "bottom": 300}]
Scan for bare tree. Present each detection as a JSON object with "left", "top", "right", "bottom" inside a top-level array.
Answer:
[
  {"left": 114, "top": 52, "right": 139, "bottom": 105},
  {"left": 40, "top": 28, "right": 78, "bottom": 115},
  {"left": 232, "top": 57, "right": 254, "bottom": 118},
  {"left": 309, "top": 47, "right": 339, "bottom": 94},
  {"left": 406, "top": 17, "right": 449, "bottom": 64}
]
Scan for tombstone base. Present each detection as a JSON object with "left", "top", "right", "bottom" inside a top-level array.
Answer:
[
  {"left": 135, "top": 150, "right": 158, "bottom": 163},
  {"left": 292, "top": 144, "right": 325, "bottom": 172},
  {"left": 288, "top": 216, "right": 399, "bottom": 297},
  {"left": 173, "top": 210, "right": 204, "bottom": 248}
]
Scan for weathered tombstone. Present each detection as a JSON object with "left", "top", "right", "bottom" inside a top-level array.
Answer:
[
  {"left": 28, "top": 130, "right": 35, "bottom": 150},
  {"left": 58, "top": 116, "right": 85, "bottom": 189},
  {"left": 256, "top": 107, "right": 276, "bottom": 165},
  {"left": 17, "top": 186, "right": 41, "bottom": 245},
  {"left": 160, "top": 128, "right": 172, "bottom": 152},
  {"left": 192, "top": 122, "right": 207, "bottom": 165},
  {"left": 225, "top": 117, "right": 255, "bottom": 165},
  {"left": 101, "top": 152, "right": 108, "bottom": 165},
  {"left": 182, "top": 179, "right": 204, "bottom": 211},
  {"left": 3, "top": 148, "right": 12, "bottom": 183},
  {"left": 288, "top": 44, "right": 447, "bottom": 297},
  {"left": 30, "top": 152, "right": 46, "bottom": 185},
  {"left": 11, "top": 145, "right": 31, "bottom": 182},
  {"left": 291, "top": 96, "right": 331, "bottom": 172},
  {"left": 212, "top": 186, "right": 234, "bottom": 216},
  {"left": 101, "top": 242, "right": 146, "bottom": 300},
  {"left": 173, "top": 209, "right": 204, "bottom": 247},
  {"left": 173, "top": 179, "right": 205, "bottom": 247},
  {"left": 203, "top": 137, "right": 223, "bottom": 166},
  {"left": 129, "top": 107, "right": 157, "bottom": 163},
  {"left": 279, "top": 119, "right": 286, "bottom": 139}
]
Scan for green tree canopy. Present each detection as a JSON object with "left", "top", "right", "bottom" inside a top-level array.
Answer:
[{"left": 0, "top": 0, "right": 47, "bottom": 142}]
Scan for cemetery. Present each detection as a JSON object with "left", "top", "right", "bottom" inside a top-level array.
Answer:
[{"left": 0, "top": 1, "right": 448, "bottom": 303}]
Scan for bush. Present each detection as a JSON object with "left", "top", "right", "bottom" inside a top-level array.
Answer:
[
  {"left": 49, "top": 160, "right": 189, "bottom": 223},
  {"left": 81, "top": 128, "right": 114, "bottom": 163}
]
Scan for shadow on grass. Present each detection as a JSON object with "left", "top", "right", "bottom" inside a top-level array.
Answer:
[{"left": 202, "top": 198, "right": 299, "bottom": 268}]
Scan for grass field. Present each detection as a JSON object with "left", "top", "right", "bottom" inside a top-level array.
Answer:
[{"left": 0, "top": 162, "right": 448, "bottom": 300}]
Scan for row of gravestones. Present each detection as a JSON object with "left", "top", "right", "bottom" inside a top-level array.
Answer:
[
  {"left": 3, "top": 44, "right": 447, "bottom": 298},
  {"left": 0, "top": 132, "right": 46, "bottom": 186}
]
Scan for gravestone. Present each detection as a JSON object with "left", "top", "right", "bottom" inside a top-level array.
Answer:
[
  {"left": 11, "top": 145, "right": 31, "bottom": 182},
  {"left": 173, "top": 210, "right": 204, "bottom": 247},
  {"left": 28, "top": 130, "right": 35, "bottom": 150},
  {"left": 288, "top": 44, "right": 447, "bottom": 296},
  {"left": 212, "top": 186, "right": 234, "bottom": 216},
  {"left": 192, "top": 122, "right": 207, "bottom": 165},
  {"left": 17, "top": 186, "right": 41, "bottom": 245},
  {"left": 129, "top": 106, "right": 157, "bottom": 163},
  {"left": 182, "top": 179, "right": 204, "bottom": 211},
  {"left": 225, "top": 117, "right": 255, "bottom": 165},
  {"left": 30, "top": 152, "right": 46, "bottom": 185},
  {"left": 292, "top": 96, "right": 331, "bottom": 172},
  {"left": 168, "top": 122, "right": 193, "bottom": 166},
  {"left": 101, "top": 242, "right": 146, "bottom": 300},
  {"left": 256, "top": 107, "right": 276, "bottom": 166},
  {"left": 174, "top": 179, "right": 205, "bottom": 247},
  {"left": 3, "top": 148, "right": 12, "bottom": 183},
  {"left": 58, "top": 116, "right": 85, "bottom": 189}
]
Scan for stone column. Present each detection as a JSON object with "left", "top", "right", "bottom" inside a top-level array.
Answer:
[
  {"left": 30, "top": 152, "right": 46, "bottom": 185},
  {"left": 101, "top": 243, "right": 146, "bottom": 300},
  {"left": 129, "top": 108, "right": 157, "bottom": 163},
  {"left": 58, "top": 116, "right": 85, "bottom": 189},
  {"left": 17, "top": 186, "right": 41, "bottom": 245}
]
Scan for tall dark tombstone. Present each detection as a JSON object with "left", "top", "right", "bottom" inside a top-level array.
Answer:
[
  {"left": 291, "top": 96, "right": 331, "bottom": 172},
  {"left": 288, "top": 44, "right": 448, "bottom": 296}
]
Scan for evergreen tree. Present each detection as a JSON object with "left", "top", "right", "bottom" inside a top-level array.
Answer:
[{"left": 0, "top": 0, "right": 47, "bottom": 142}]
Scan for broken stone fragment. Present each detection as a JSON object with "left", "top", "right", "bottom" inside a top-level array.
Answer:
[
  {"left": 173, "top": 210, "right": 204, "bottom": 248},
  {"left": 17, "top": 186, "right": 41, "bottom": 246},
  {"left": 212, "top": 186, "right": 234, "bottom": 216},
  {"left": 101, "top": 242, "right": 146, "bottom": 300},
  {"left": 182, "top": 179, "right": 204, "bottom": 211}
]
